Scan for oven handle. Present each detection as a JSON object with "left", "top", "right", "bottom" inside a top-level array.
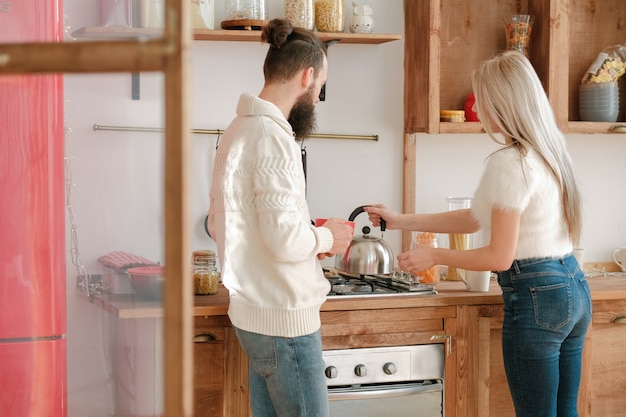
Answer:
[{"left": 328, "top": 382, "right": 443, "bottom": 401}]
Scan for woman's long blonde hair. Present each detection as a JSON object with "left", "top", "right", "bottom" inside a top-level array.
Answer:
[{"left": 471, "top": 50, "right": 582, "bottom": 244}]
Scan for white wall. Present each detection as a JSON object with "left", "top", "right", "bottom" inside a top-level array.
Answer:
[
  {"left": 62, "top": 0, "right": 626, "bottom": 415},
  {"left": 414, "top": 133, "right": 626, "bottom": 262}
]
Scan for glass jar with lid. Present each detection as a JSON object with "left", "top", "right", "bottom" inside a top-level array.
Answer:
[
  {"left": 192, "top": 250, "right": 219, "bottom": 295},
  {"left": 224, "top": 0, "right": 268, "bottom": 21},
  {"left": 410, "top": 232, "right": 440, "bottom": 284},
  {"left": 314, "top": 0, "right": 344, "bottom": 32},
  {"left": 285, "top": 0, "right": 314, "bottom": 30}
]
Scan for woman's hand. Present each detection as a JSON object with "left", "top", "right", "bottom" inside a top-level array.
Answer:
[
  {"left": 363, "top": 205, "right": 401, "bottom": 230},
  {"left": 397, "top": 246, "right": 436, "bottom": 275}
]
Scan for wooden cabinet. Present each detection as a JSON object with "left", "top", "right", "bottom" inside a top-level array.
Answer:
[
  {"left": 468, "top": 305, "right": 516, "bottom": 417},
  {"left": 404, "top": 0, "right": 626, "bottom": 134},
  {"left": 191, "top": 279, "right": 626, "bottom": 417},
  {"left": 588, "top": 299, "right": 626, "bottom": 417},
  {"left": 469, "top": 299, "right": 626, "bottom": 417},
  {"left": 193, "top": 315, "right": 249, "bottom": 417}
]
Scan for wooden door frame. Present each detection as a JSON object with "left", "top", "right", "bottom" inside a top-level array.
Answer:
[{"left": 0, "top": 2, "right": 194, "bottom": 416}]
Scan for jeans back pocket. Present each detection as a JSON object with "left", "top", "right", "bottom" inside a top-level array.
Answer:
[{"left": 530, "top": 282, "right": 573, "bottom": 331}]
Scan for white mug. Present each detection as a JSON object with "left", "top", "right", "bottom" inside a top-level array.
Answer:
[
  {"left": 458, "top": 269, "right": 491, "bottom": 292},
  {"left": 613, "top": 247, "right": 626, "bottom": 272}
]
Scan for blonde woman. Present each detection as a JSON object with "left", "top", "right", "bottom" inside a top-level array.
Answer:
[{"left": 365, "top": 51, "right": 591, "bottom": 417}]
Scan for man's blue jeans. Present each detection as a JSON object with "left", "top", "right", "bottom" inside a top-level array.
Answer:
[
  {"left": 233, "top": 327, "right": 329, "bottom": 417},
  {"left": 497, "top": 254, "right": 592, "bottom": 417}
]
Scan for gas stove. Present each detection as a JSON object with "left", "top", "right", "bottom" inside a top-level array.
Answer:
[{"left": 326, "top": 271, "right": 437, "bottom": 298}]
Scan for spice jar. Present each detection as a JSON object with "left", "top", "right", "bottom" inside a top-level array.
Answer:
[
  {"left": 285, "top": 0, "right": 314, "bottom": 30},
  {"left": 192, "top": 250, "right": 219, "bottom": 295},
  {"left": 314, "top": 0, "right": 344, "bottom": 32}
]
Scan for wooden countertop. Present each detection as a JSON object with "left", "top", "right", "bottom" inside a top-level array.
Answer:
[{"left": 80, "top": 274, "right": 626, "bottom": 319}]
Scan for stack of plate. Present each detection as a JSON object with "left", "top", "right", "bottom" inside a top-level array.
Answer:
[{"left": 579, "top": 82, "right": 619, "bottom": 122}]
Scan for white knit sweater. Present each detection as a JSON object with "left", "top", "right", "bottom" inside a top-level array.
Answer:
[
  {"left": 208, "top": 93, "right": 333, "bottom": 338},
  {"left": 472, "top": 146, "right": 572, "bottom": 261}
]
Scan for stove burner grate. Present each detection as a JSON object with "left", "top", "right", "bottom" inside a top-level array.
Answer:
[{"left": 326, "top": 271, "right": 437, "bottom": 297}]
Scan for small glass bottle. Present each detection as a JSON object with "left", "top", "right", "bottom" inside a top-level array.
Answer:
[
  {"left": 314, "top": 0, "right": 344, "bottom": 32},
  {"left": 285, "top": 0, "right": 314, "bottom": 30},
  {"left": 192, "top": 250, "right": 219, "bottom": 295}
]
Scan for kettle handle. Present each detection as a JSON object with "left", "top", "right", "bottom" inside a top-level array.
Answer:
[{"left": 348, "top": 205, "right": 386, "bottom": 231}]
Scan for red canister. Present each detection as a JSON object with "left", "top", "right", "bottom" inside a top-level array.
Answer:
[{"left": 464, "top": 93, "right": 480, "bottom": 122}]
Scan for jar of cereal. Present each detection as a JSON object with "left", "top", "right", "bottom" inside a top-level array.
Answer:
[
  {"left": 192, "top": 250, "right": 219, "bottom": 295},
  {"left": 314, "top": 0, "right": 344, "bottom": 32},
  {"left": 285, "top": 0, "right": 314, "bottom": 30}
]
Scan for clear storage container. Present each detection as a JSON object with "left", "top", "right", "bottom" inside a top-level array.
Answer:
[
  {"left": 285, "top": 0, "right": 314, "bottom": 30},
  {"left": 192, "top": 250, "right": 219, "bottom": 295},
  {"left": 410, "top": 232, "right": 440, "bottom": 284},
  {"left": 224, "top": 0, "right": 267, "bottom": 21},
  {"left": 314, "top": 0, "right": 344, "bottom": 32},
  {"left": 446, "top": 197, "right": 473, "bottom": 281}
]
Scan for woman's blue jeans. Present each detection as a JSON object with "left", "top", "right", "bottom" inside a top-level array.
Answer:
[
  {"left": 497, "top": 254, "right": 592, "bottom": 417},
  {"left": 233, "top": 327, "right": 329, "bottom": 417}
]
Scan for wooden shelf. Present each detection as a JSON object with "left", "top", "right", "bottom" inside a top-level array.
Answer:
[
  {"left": 194, "top": 29, "right": 401, "bottom": 44},
  {"left": 72, "top": 26, "right": 402, "bottom": 44},
  {"left": 404, "top": 0, "right": 626, "bottom": 135},
  {"left": 71, "top": 26, "right": 163, "bottom": 40},
  {"left": 567, "top": 121, "right": 626, "bottom": 134}
]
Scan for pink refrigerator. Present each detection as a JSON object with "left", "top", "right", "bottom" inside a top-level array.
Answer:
[{"left": 0, "top": 0, "right": 66, "bottom": 416}]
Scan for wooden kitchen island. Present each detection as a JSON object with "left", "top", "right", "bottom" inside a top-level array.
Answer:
[{"left": 86, "top": 274, "right": 626, "bottom": 417}]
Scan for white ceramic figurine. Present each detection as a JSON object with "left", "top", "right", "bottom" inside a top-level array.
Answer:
[{"left": 349, "top": 2, "right": 373, "bottom": 34}]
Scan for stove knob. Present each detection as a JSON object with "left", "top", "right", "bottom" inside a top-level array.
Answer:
[
  {"left": 354, "top": 364, "right": 367, "bottom": 377},
  {"left": 325, "top": 366, "right": 338, "bottom": 379},
  {"left": 383, "top": 362, "right": 397, "bottom": 375}
]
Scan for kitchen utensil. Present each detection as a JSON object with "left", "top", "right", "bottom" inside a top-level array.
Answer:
[
  {"left": 126, "top": 265, "right": 165, "bottom": 300},
  {"left": 613, "top": 247, "right": 626, "bottom": 272},
  {"left": 334, "top": 206, "right": 394, "bottom": 275}
]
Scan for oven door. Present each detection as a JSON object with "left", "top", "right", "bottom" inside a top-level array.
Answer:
[{"left": 328, "top": 380, "right": 443, "bottom": 417}]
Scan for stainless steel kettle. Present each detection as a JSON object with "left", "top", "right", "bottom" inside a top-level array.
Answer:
[{"left": 334, "top": 206, "right": 395, "bottom": 275}]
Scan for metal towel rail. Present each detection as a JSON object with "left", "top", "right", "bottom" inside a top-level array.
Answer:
[{"left": 93, "top": 124, "right": 379, "bottom": 141}]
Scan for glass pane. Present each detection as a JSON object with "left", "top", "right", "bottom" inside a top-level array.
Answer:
[
  {"left": 64, "top": 71, "right": 166, "bottom": 417},
  {"left": 0, "top": 0, "right": 62, "bottom": 44}
]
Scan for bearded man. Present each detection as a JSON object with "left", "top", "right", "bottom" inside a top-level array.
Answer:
[{"left": 207, "top": 18, "right": 353, "bottom": 417}]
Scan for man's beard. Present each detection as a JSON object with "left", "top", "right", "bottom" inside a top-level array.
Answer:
[{"left": 288, "top": 87, "right": 317, "bottom": 140}]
